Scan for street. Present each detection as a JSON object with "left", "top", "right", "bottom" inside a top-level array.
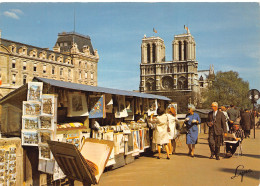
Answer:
[{"left": 88, "top": 128, "right": 260, "bottom": 186}]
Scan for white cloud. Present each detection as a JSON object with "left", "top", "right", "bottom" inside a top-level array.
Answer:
[
  {"left": 10, "top": 9, "right": 24, "bottom": 15},
  {"left": 3, "top": 9, "right": 23, "bottom": 20}
]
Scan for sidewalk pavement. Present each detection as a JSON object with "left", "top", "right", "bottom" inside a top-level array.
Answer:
[{"left": 77, "top": 128, "right": 260, "bottom": 186}]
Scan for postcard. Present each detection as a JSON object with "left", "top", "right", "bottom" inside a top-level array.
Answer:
[
  {"left": 27, "top": 82, "right": 43, "bottom": 101},
  {"left": 22, "top": 116, "right": 38, "bottom": 130},
  {"left": 22, "top": 130, "right": 38, "bottom": 146},
  {"left": 39, "top": 144, "right": 52, "bottom": 160},
  {"left": 23, "top": 101, "right": 41, "bottom": 116},
  {"left": 41, "top": 94, "right": 56, "bottom": 116},
  {"left": 39, "top": 116, "right": 54, "bottom": 130},
  {"left": 38, "top": 130, "right": 53, "bottom": 144}
]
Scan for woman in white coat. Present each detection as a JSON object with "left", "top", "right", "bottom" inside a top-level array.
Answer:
[
  {"left": 149, "top": 107, "right": 170, "bottom": 159},
  {"left": 167, "top": 105, "right": 178, "bottom": 155}
]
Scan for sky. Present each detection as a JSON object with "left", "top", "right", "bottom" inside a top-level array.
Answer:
[{"left": 0, "top": 2, "right": 259, "bottom": 96}]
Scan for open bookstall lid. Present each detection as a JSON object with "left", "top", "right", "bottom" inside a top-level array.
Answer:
[
  {"left": 47, "top": 138, "right": 114, "bottom": 184},
  {"left": 47, "top": 140, "right": 95, "bottom": 184}
]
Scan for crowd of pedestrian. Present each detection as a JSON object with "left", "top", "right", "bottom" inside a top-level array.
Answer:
[{"left": 147, "top": 102, "right": 259, "bottom": 160}]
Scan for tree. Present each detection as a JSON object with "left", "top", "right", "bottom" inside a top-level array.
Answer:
[{"left": 202, "top": 71, "right": 251, "bottom": 109}]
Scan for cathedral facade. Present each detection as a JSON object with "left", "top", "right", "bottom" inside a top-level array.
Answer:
[
  {"left": 139, "top": 31, "right": 213, "bottom": 109},
  {"left": 0, "top": 31, "right": 99, "bottom": 99}
]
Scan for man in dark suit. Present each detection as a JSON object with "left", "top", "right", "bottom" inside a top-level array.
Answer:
[
  {"left": 207, "top": 102, "right": 227, "bottom": 160},
  {"left": 241, "top": 109, "right": 252, "bottom": 138},
  {"left": 227, "top": 104, "right": 240, "bottom": 130}
]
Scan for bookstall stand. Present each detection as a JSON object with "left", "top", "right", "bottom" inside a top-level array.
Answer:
[{"left": 0, "top": 77, "right": 170, "bottom": 185}]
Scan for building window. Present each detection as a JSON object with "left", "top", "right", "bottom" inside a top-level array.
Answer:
[
  {"left": 60, "top": 68, "right": 63, "bottom": 76},
  {"left": 23, "top": 61, "right": 27, "bottom": 70},
  {"left": 79, "top": 61, "right": 81, "bottom": 68},
  {"left": 43, "top": 65, "right": 46, "bottom": 73},
  {"left": 52, "top": 66, "right": 55, "bottom": 74},
  {"left": 12, "top": 59, "right": 16, "bottom": 68},
  {"left": 23, "top": 75, "right": 27, "bottom": 84},
  {"left": 79, "top": 70, "right": 81, "bottom": 79},
  {"left": 178, "top": 41, "right": 182, "bottom": 61},
  {"left": 147, "top": 44, "right": 150, "bottom": 63},
  {"left": 152, "top": 43, "right": 156, "bottom": 63},
  {"left": 85, "top": 63, "right": 88, "bottom": 69},
  {"left": 34, "top": 64, "right": 37, "bottom": 72},
  {"left": 12, "top": 74, "right": 16, "bottom": 84},
  {"left": 60, "top": 43, "right": 63, "bottom": 47},
  {"left": 91, "top": 73, "right": 94, "bottom": 80},
  {"left": 85, "top": 71, "right": 88, "bottom": 79},
  {"left": 68, "top": 69, "right": 71, "bottom": 77},
  {"left": 64, "top": 43, "right": 67, "bottom": 46}
]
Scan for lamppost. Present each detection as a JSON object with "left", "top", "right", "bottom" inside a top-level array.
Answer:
[{"left": 248, "top": 89, "right": 260, "bottom": 139}]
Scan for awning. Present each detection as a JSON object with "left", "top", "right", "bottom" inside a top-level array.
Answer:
[{"left": 32, "top": 77, "right": 171, "bottom": 101}]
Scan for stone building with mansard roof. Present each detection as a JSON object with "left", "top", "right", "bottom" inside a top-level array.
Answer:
[
  {"left": 139, "top": 30, "right": 214, "bottom": 110},
  {"left": 0, "top": 31, "right": 99, "bottom": 99}
]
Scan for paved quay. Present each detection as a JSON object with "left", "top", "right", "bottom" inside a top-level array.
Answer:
[{"left": 76, "top": 128, "right": 260, "bottom": 186}]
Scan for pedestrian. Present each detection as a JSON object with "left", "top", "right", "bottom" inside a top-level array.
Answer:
[
  {"left": 207, "top": 102, "right": 227, "bottom": 160},
  {"left": 184, "top": 104, "right": 201, "bottom": 157},
  {"left": 148, "top": 107, "right": 170, "bottom": 159},
  {"left": 224, "top": 122, "right": 244, "bottom": 158},
  {"left": 227, "top": 104, "right": 240, "bottom": 130},
  {"left": 220, "top": 106, "right": 230, "bottom": 132},
  {"left": 166, "top": 104, "right": 179, "bottom": 155},
  {"left": 241, "top": 109, "right": 252, "bottom": 138}
]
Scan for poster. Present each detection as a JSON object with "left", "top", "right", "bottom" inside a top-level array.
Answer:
[
  {"left": 89, "top": 95, "right": 106, "bottom": 118},
  {"left": 125, "top": 97, "right": 134, "bottom": 120},
  {"left": 67, "top": 92, "right": 89, "bottom": 117},
  {"left": 27, "top": 82, "right": 43, "bottom": 101}
]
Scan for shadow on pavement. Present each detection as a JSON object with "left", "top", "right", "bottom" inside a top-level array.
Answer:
[
  {"left": 218, "top": 167, "right": 260, "bottom": 181},
  {"left": 239, "top": 153, "right": 260, "bottom": 159},
  {"left": 174, "top": 152, "right": 209, "bottom": 159}
]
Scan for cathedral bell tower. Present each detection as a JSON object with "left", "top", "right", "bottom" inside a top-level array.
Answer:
[{"left": 140, "top": 35, "right": 165, "bottom": 92}]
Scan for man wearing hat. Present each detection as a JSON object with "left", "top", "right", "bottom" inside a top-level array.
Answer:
[{"left": 224, "top": 121, "right": 244, "bottom": 158}]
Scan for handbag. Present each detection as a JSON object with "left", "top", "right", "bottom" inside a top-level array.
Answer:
[{"left": 180, "top": 124, "right": 188, "bottom": 134}]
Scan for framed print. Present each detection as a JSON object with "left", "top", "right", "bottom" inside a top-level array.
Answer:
[
  {"left": 22, "top": 130, "right": 38, "bottom": 146},
  {"left": 38, "top": 130, "right": 53, "bottom": 144},
  {"left": 67, "top": 92, "right": 89, "bottom": 117},
  {"left": 148, "top": 99, "right": 158, "bottom": 116},
  {"left": 23, "top": 101, "right": 41, "bottom": 116},
  {"left": 105, "top": 94, "right": 113, "bottom": 113},
  {"left": 39, "top": 144, "right": 52, "bottom": 160},
  {"left": 39, "top": 116, "right": 54, "bottom": 131},
  {"left": 41, "top": 94, "right": 55, "bottom": 116},
  {"left": 89, "top": 95, "right": 105, "bottom": 118},
  {"left": 22, "top": 116, "right": 38, "bottom": 130},
  {"left": 27, "top": 82, "right": 43, "bottom": 101}
]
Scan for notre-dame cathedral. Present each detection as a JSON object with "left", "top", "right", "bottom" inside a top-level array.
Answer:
[{"left": 139, "top": 30, "right": 214, "bottom": 111}]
